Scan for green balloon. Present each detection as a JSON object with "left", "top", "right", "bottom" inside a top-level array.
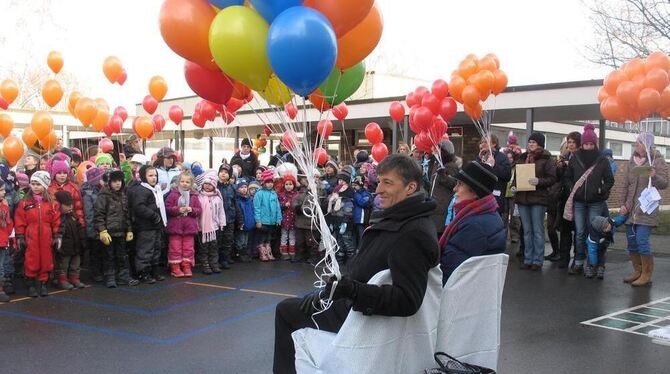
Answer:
[
  {"left": 259, "top": 147, "right": 266, "bottom": 154},
  {"left": 319, "top": 61, "right": 365, "bottom": 105}
]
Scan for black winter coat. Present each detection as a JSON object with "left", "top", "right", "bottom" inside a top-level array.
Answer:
[
  {"left": 230, "top": 152, "right": 259, "bottom": 179},
  {"left": 94, "top": 188, "right": 132, "bottom": 237},
  {"left": 346, "top": 192, "right": 439, "bottom": 316},
  {"left": 565, "top": 150, "right": 614, "bottom": 203},
  {"left": 58, "top": 211, "right": 87, "bottom": 256},
  {"left": 128, "top": 184, "right": 163, "bottom": 232},
  {"left": 427, "top": 160, "right": 459, "bottom": 236},
  {"left": 489, "top": 148, "right": 512, "bottom": 197}
]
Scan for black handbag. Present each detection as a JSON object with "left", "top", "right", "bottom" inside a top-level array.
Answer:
[{"left": 424, "top": 352, "right": 496, "bottom": 374}]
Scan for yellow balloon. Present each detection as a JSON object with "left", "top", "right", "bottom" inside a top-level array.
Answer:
[
  {"left": 209, "top": 6, "right": 271, "bottom": 91},
  {"left": 260, "top": 75, "right": 293, "bottom": 106}
]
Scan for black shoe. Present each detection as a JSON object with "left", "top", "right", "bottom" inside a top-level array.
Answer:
[
  {"left": 27, "top": 279, "right": 38, "bottom": 298},
  {"left": 151, "top": 266, "right": 165, "bottom": 282},
  {"left": 519, "top": 263, "right": 531, "bottom": 270},
  {"left": 127, "top": 278, "right": 140, "bottom": 287},
  {"left": 545, "top": 252, "right": 560, "bottom": 262},
  {"left": 530, "top": 264, "right": 542, "bottom": 271},
  {"left": 0, "top": 291, "right": 9, "bottom": 302},
  {"left": 3, "top": 277, "right": 15, "bottom": 295},
  {"left": 568, "top": 264, "right": 584, "bottom": 275},
  {"left": 139, "top": 272, "right": 156, "bottom": 284},
  {"left": 239, "top": 255, "right": 252, "bottom": 263},
  {"left": 39, "top": 282, "right": 49, "bottom": 297},
  {"left": 219, "top": 261, "right": 231, "bottom": 270},
  {"left": 203, "top": 265, "right": 213, "bottom": 275},
  {"left": 93, "top": 274, "right": 104, "bottom": 283},
  {"left": 211, "top": 265, "right": 222, "bottom": 274},
  {"left": 558, "top": 261, "right": 569, "bottom": 269},
  {"left": 515, "top": 250, "right": 524, "bottom": 258}
]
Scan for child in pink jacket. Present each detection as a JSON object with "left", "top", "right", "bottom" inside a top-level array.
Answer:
[{"left": 165, "top": 172, "right": 202, "bottom": 278}]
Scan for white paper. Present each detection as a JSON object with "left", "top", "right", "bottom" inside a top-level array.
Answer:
[
  {"left": 649, "top": 327, "right": 670, "bottom": 341},
  {"left": 639, "top": 186, "right": 662, "bottom": 214},
  {"left": 493, "top": 189, "right": 501, "bottom": 197}
]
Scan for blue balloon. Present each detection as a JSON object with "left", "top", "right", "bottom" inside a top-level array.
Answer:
[
  {"left": 209, "top": 0, "right": 244, "bottom": 9},
  {"left": 251, "top": 0, "right": 304, "bottom": 23},
  {"left": 267, "top": 7, "right": 337, "bottom": 97}
]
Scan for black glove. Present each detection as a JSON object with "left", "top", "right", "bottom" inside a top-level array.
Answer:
[
  {"left": 324, "top": 276, "right": 359, "bottom": 302},
  {"left": 299, "top": 289, "right": 325, "bottom": 315},
  {"left": 153, "top": 214, "right": 163, "bottom": 225},
  {"left": 16, "top": 235, "right": 26, "bottom": 253}
]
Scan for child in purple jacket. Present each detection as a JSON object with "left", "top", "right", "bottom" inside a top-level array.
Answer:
[{"left": 165, "top": 172, "right": 202, "bottom": 278}]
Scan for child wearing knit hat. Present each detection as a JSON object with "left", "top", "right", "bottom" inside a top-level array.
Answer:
[
  {"left": 95, "top": 153, "right": 113, "bottom": 170},
  {"left": 48, "top": 160, "right": 85, "bottom": 227},
  {"left": 278, "top": 175, "right": 299, "bottom": 260},
  {"left": 198, "top": 173, "right": 226, "bottom": 274},
  {"left": 81, "top": 167, "right": 106, "bottom": 282},
  {"left": 234, "top": 178, "right": 255, "bottom": 263},
  {"left": 254, "top": 171, "right": 282, "bottom": 261}
]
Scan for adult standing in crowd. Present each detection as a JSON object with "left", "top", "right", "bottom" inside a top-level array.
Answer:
[
  {"left": 563, "top": 124, "right": 614, "bottom": 276},
  {"left": 479, "top": 135, "right": 511, "bottom": 215},
  {"left": 154, "top": 147, "right": 180, "bottom": 196},
  {"left": 23, "top": 153, "right": 39, "bottom": 179},
  {"left": 397, "top": 143, "right": 411, "bottom": 155},
  {"left": 230, "top": 138, "right": 260, "bottom": 179},
  {"left": 427, "top": 139, "right": 459, "bottom": 237},
  {"left": 273, "top": 154, "right": 439, "bottom": 374},
  {"left": 269, "top": 143, "right": 294, "bottom": 167},
  {"left": 555, "top": 131, "right": 581, "bottom": 268},
  {"left": 620, "top": 132, "right": 668, "bottom": 287},
  {"left": 515, "top": 132, "right": 557, "bottom": 271},
  {"left": 123, "top": 135, "right": 143, "bottom": 159}
]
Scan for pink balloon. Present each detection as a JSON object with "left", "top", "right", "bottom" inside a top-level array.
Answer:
[
  {"left": 103, "top": 124, "right": 114, "bottom": 137},
  {"left": 317, "top": 119, "right": 333, "bottom": 138},
  {"left": 285, "top": 102, "right": 297, "bottom": 119},
  {"left": 109, "top": 115, "right": 123, "bottom": 133},
  {"left": 439, "top": 97, "right": 457, "bottom": 122},
  {"left": 184, "top": 60, "right": 234, "bottom": 105},
  {"left": 389, "top": 101, "right": 405, "bottom": 122},
  {"left": 153, "top": 114, "right": 166, "bottom": 132},
  {"left": 0, "top": 97, "right": 8, "bottom": 110},
  {"left": 142, "top": 95, "right": 158, "bottom": 115},
  {"left": 98, "top": 137, "right": 114, "bottom": 153},
  {"left": 332, "top": 103, "right": 348, "bottom": 121},
  {"left": 117, "top": 69, "right": 127, "bottom": 86},
  {"left": 113, "top": 106, "right": 128, "bottom": 122},
  {"left": 169, "top": 105, "right": 184, "bottom": 125}
]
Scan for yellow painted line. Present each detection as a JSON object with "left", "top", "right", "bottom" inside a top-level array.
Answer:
[
  {"left": 4, "top": 286, "right": 92, "bottom": 304},
  {"left": 8, "top": 297, "right": 30, "bottom": 303},
  {"left": 185, "top": 281, "right": 297, "bottom": 298}
]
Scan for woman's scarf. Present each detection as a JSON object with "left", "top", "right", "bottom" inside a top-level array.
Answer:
[
  {"left": 526, "top": 147, "right": 544, "bottom": 164},
  {"left": 438, "top": 194, "right": 498, "bottom": 249},
  {"left": 142, "top": 182, "right": 167, "bottom": 226},
  {"left": 198, "top": 189, "right": 219, "bottom": 243},
  {"left": 178, "top": 188, "right": 190, "bottom": 207}
]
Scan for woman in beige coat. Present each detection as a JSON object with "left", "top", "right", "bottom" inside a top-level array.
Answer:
[{"left": 620, "top": 132, "right": 668, "bottom": 287}]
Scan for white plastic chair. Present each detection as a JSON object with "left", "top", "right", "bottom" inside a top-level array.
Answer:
[
  {"left": 292, "top": 266, "right": 442, "bottom": 374},
  {"left": 435, "top": 254, "right": 509, "bottom": 372}
]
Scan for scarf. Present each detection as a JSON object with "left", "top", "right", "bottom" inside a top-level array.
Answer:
[
  {"left": 34, "top": 194, "right": 43, "bottom": 203},
  {"left": 526, "top": 148, "right": 544, "bottom": 164},
  {"left": 178, "top": 188, "right": 190, "bottom": 207},
  {"left": 438, "top": 194, "right": 498, "bottom": 248},
  {"left": 142, "top": 182, "right": 167, "bottom": 226},
  {"left": 198, "top": 190, "right": 219, "bottom": 243},
  {"left": 580, "top": 149, "right": 600, "bottom": 168},
  {"left": 239, "top": 152, "right": 251, "bottom": 160}
]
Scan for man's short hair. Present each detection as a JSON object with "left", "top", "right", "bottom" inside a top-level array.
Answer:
[
  {"left": 481, "top": 134, "right": 499, "bottom": 148},
  {"left": 567, "top": 131, "right": 581, "bottom": 147},
  {"left": 376, "top": 154, "right": 423, "bottom": 186}
]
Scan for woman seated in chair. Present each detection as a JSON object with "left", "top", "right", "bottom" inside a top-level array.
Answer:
[{"left": 439, "top": 161, "right": 506, "bottom": 285}]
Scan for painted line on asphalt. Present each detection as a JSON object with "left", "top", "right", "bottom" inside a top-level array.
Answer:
[{"left": 185, "top": 281, "right": 298, "bottom": 298}]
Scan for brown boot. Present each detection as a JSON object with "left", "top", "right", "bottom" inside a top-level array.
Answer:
[
  {"left": 632, "top": 255, "right": 653, "bottom": 287},
  {"left": 623, "top": 253, "right": 642, "bottom": 283}
]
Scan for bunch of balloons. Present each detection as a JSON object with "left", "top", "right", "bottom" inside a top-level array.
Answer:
[
  {"left": 402, "top": 80, "right": 456, "bottom": 152},
  {"left": 448, "top": 53, "right": 507, "bottom": 120},
  {"left": 599, "top": 52, "right": 670, "bottom": 123},
  {"left": 192, "top": 99, "right": 238, "bottom": 129},
  {"left": 103, "top": 56, "right": 127, "bottom": 85},
  {"left": 253, "top": 133, "right": 268, "bottom": 154},
  {"left": 365, "top": 122, "right": 388, "bottom": 161},
  {"left": 159, "top": 0, "right": 382, "bottom": 115}
]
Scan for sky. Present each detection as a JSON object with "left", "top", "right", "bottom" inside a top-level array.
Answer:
[{"left": 0, "top": 0, "right": 611, "bottom": 115}]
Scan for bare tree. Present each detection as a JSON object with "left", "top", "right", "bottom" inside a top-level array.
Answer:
[{"left": 584, "top": 0, "right": 670, "bottom": 68}]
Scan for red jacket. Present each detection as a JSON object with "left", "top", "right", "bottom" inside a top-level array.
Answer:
[
  {"left": 15, "top": 197, "right": 61, "bottom": 240},
  {"left": 48, "top": 181, "right": 85, "bottom": 226},
  {"left": 0, "top": 202, "right": 13, "bottom": 247}
]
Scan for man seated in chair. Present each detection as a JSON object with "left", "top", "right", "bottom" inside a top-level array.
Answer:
[
  {"left": 273, "top": 154, "right": 440, "bottom": 374},
  {"left": 439, "top": 161, "right": 506, "bottom": 285}
]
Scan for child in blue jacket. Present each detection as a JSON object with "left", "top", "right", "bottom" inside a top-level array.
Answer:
[
  {"left": 351, "top": 176, "right": 372, "bottom": 249},
  {"left": 234, "top": 178, "right": 255, "bottom": 263},
  {"left": 585, "top": 214, "right": 626, "bottom": 279},
  {"left": 253, "top": 170, "right": 282, "bottom": 261}
]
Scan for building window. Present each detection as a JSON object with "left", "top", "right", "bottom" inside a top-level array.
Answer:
[
  {"left": 545, "top": 134, "right": 563, "bottom": 153},
  {"left": 665, "top": 147, "right": 670, "bottom": 160},
  {"left": 608, "top": 141, "right": 623, "bottom": 157}
]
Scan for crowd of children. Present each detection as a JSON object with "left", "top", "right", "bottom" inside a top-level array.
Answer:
[{"left": 0, "top": 145, "right": 378, "bottom": 301}]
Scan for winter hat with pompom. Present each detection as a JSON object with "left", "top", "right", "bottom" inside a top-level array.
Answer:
[{"left": 581, "top": 123, "right": 598, "bottom": 146}]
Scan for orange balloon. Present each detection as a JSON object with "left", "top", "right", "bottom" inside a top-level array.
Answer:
[
  {"left": 644, "top": 68, "right": 669, "bottom": 92},
  {"left": 492, "top": 70, "right": 508, "bottom": 95},
  {"left": 305, "top": 0, "right": 374, "bottom": 37},
  {"left": 616, "top": 80, "right": 641, "bottom": 107},
  {"left": 603, "top": 70, "right": 627, "bottom": 95},
  {"left": 631, "top": 73, "right": 646, "bottom": 88},
  {"left": 449, "top": 75, "right": 466, "bottom": 103},
  {"left": 2, "top": 135, "right": 24, "bottom": 166},
  {"left": 22, "top": 127, "right": 39, "bottom": 148},
  {"left": 149, "top": 76, "right": 168, "bottom": 101},
  {"left": 231, "top": 80, "right": 252, "bottom": 101},
  {"left": 0, "top": 79, "right": 18, "bottom": 104},
  {"left": 159, "top": 0, "right": 218, "bottom": 70},
  {"left": 600, "top": 96, "right": 625, "bottom": 122},
  {"left": 461, "top": 85, "right": 481, "bottom": 107},
  {"left": 597, "top": 87, "right": 609, "bottom": 103},
  {"left": 457, "top": 59, "right": 478, "bottom": 80},
  {"left": 646, "top": 51, "right": 670, "bottom": 72},
  {"left": 74, "top": 98, "right": 98, "bottom": 127},
  {"left": 39, "top": 130, "right": 58, "bottom": 151},
  {"left": 135, "top": 117, "right": 154, "bottom": 139},
  {"left": 483, "top": 53, "right": 500, "bottom": 69},
  {"left": 103, "top": 56, "right": 123, "bottom": 83},
  {"left": 30, "top": 111, "right": 53, "bottom": 140},
  {"left": 41, "top": 79, "right": 63, "bottom": 108},
  {"left": 660, "top": 87, "right": 670, "bottom": 111},
  {"left": 0, "top": 113, "right": 13, "bottom": 137},
  {"left": 472, "top": 70, "right": 495, "bottom": 99},
  {"left": 92, "top": 107, "right": 110, "bottom": 132},
  {"left": 335, "top": 3, "right": 383, "bottom": 69},
  {"left": 464, "top": 102, "right": 483, "bottom": 120},
  {"left": 624, "top": 58, "right": 646, "bottom": 78},
  {"left": 47, "top": 51, "right": 64, "bottom": 74},
  {"left": 68, "top": 91, "right": 81, "bottom": 116},
  {"left": 478, "top": 57, "right": 498, "bottom": 73},
  {"left": 76, "top": 161, "right": 95, "bottom": 184},
  {"left": 638, "top": 87, "right": 661, "bottom": 116},
  {"left": 308, "top": 89, "right": 331, "bottom": 112},
  {"left": 94, "top": 98, "right": 109, "bottom": 113}
]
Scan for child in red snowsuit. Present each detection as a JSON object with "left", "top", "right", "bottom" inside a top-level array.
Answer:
[{"left": 15, "top": 171, "right": 61, "bottom": 298}]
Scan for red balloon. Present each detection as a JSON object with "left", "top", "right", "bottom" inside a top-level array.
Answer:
[
  {"left": 414, "top": 131, "right": 432, "bottom": 153},
  {"left": 389, "top": 101, "right": 405, "bottom": 122},
  {"left": 169, "top": 105, "right": 184, "bottom": 125},
  {"left": 264, "top": 125, "right": 272, "bottom": 136},
  {"left": 332, "top": 103, "right": 348, "bottom": 121},
  {"left": 0, "top": 97, "right": 9, "bottom": 110},
  {"left": 113, "top": 106, "right": 128, "bottom": 122},
  {"left": 103, "top": 124, "right": 114, "bottom": 137},
  {"left": 314, "top": 147, "right": 328, "bottom": 166},
  {"left": 109, "top": 115, "right": 123, "bottom": 133},
  {"left": 439, "top": 97, "right": 457, "bottom": 122},
  {"left": 223, "top": 110, "right": 236, "bottom": 124},
  {"left": 226, "top": 97, "right": 245, "bottom": 113},
  {"left": 117, "top": 69, "right": 127, "bottom": 86},
  {"left": 406, "top": 92, "right": 418, "bottom": 107},
  {"left": 200, "top": 101, "right": 217, "bottom": 121},
  {"left": 431, "top": 79, "right": 449, "bottom": 100},
  {"left": 285, "top": 102, "right": 297, "bottom": 119},
  {"left": 184, "top": 60, "right": 234, "bottom": 105},
  {"left": 317, "top": 119, "right": 333, "bottom": 138},
  {"left": 421, "top": 93, "right": 440, "bottom": 114},
  {"left": 98, "top": 137, "right": 114, "bottom": 153},
  {"left": 413, "top": 106, "right": 433, "bottom": 132},
  {"left": 371, "top": 143, "right": 389, "bottom": 162},
  {"left": 283, "top": 130, "right": 297, "bottom": 150},
  {"left": 414, "top": 86, "right": 429, "bottom": 103},
  {"left": 365, "top": 122, "right": 384, "bottom": 144},
  {"left": 192, "top": 111, "right": 206, "bottom": 128},
  {"left": 153, "top": 114, "right": 166, "bottom": 132},
  {"left": 142, "top": 95, "right": 158, "bottom": 115},
  {"left": 429, "top": 117, "right": 448, "bottom": 141}
]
